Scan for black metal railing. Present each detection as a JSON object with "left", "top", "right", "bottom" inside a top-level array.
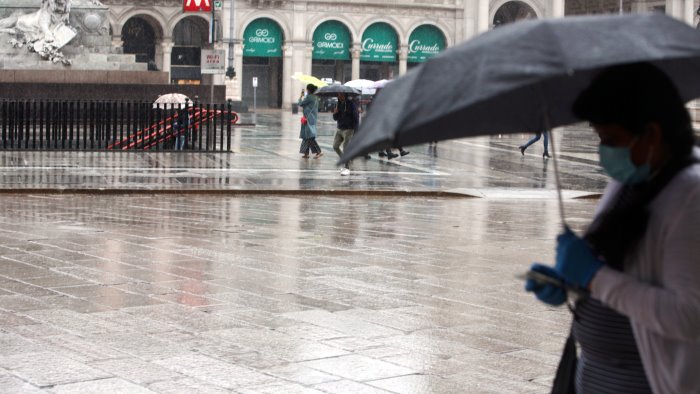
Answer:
[{"left": 0, "top": 100, "right": 239, "bottom": 152}]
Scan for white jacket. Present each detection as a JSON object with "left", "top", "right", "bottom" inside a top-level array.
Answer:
[{"left": 591, "top": 148, "right": 700, "bottom": 394}]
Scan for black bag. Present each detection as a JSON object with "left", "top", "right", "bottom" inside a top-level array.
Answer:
[{"left": 551, "top": 326, "right": 577, "bottom": 394}]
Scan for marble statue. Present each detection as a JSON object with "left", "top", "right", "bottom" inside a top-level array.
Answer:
[{"left": 0, "top": 0, "right": 76, "bottom": 64}]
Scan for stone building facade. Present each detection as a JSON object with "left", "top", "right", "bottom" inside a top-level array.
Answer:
[{"left": 104, "top": 0, "right": 699, "bottom": 108}]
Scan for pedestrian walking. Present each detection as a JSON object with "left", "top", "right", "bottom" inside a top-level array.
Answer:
[
  {"left": 378, "top": 147, "right": 409, "bottom": 159},
  {"left": 525, "top": 63, "right": 700, "bottom": 393},
  {"left": 173, "top": 107, "right": 189, "bottom": 150},
  {"left": 518, "top": 131, "right": 551, "bottom": 158},
  {"left": 332, "top": 93, "right": 359, "bottom": 175},
  {"left": 298, "top": 84, "right": 323, "bottom": 159}
]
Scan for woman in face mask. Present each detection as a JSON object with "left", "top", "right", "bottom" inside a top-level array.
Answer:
[{"left": 525, "top": 62, "right": 700, "bottom": 394}]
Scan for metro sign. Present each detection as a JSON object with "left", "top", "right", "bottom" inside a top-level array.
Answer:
[{"left": 183, "top": 0, "right": 211, "bottom": 12}]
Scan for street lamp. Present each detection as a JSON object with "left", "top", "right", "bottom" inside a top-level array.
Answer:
[{"left": 226, "top": 0, "right": 236, "bottom": 78}]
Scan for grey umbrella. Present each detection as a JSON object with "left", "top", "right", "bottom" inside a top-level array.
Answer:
[
  {"left": 315, "top": 84, "right": 361, "bottom": 96},
  {"left": 342, "top": 13, "right": 700, "bottom": 162}
]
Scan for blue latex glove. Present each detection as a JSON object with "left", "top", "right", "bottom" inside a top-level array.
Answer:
[
  {"left": 525, "top": 263, "right": 567, "bottom": 306},
  {"left": 555, "top": 227, "right": 603, "bottom": 289}
]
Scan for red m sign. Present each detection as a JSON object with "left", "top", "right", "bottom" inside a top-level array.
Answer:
[{"left": 183, "top": 0, "right": 211, "bottom": 12}]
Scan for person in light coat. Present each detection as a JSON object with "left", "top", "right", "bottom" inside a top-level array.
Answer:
[
  {"left": 526, "top": 62, "right": 700, "bottom": 393},
  {"left": 298, "top": 84, "right": 322, "bottom": 159}
]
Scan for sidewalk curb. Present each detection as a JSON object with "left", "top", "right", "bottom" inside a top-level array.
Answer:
[
  {"left": 0, "top": 188, "right": 602, "bottom": 199},
  {"left": 0, "top": 188, "right": 475, "bottom": 198}
]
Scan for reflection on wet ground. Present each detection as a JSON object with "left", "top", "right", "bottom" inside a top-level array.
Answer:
[
  {"left": 0, "top": 110, "right": 609, "bottom": 195},
  {"left": 0, "top": 194, "right": 597, "bottom": 392},
  {"left": 0, "top": 109, "right": 608, "bottom": 392}
]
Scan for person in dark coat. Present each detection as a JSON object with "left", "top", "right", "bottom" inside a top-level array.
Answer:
[{"left": 332, "top": 93, "right": 359, "bottom": 175}]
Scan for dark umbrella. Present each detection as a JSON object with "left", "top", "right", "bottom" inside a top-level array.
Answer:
[
  {"left": 342, "top": 13, "right": 700, "bottom": 162},
  {"left": 315, "top": 84, "right": 361, "bottom": 96}
]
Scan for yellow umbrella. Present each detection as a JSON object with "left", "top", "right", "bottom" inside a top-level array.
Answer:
[{"left": 292, "top": 73, "right": 328, "bottom": 87}]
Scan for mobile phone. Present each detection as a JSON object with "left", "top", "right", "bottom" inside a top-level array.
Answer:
[
  {"left": 517, "top": 270, "right": 567, "bottom": 288},
  {"left": 516, "top": 270, "right": 588, "bottom": 296}
]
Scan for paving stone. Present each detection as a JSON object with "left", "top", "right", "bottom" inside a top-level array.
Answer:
[
  {"left": 0, "top": 352, "right": 112, "bottom": 387},
  {"left": 264, "top": 364, "right": 342, "bottom": 386},
  {"left": 300, "top": 355, "right": 416, "bottom": 382},
  {"left": 0, "top": 374, "right": 45, "bottom": 393},
  {"left": 147, "top": 377, "right": 230, "bottom": 394},
  {"left": 153, "top": 354, "right": 277, "bottom": 390},
  {"left": 281, "top": 310, "right": 404, "bottom": 339},
  {"left": 238, "top": 381, "right": 328, "bottom": 394},
  {"left": 313, "top": 379, "right": 395, "bottom": 394},
  {"left": 90, "top": 358, "right": 184, "bottom": 385},
  {"left": 203, "top": 327, "right": 348, "bottom": 362},
  {"left": 49, "top": 377, "right": 156, "bottom": 393}
]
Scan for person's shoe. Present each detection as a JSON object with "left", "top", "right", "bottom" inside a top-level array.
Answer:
[
  {"left": 399, "top": 150, "right": 409, "bottom": 156},
  {"left": 302, "top": 154, "right": 309, "bottom": 159},
  {"left": 364, "top": 154, "right": 371, "bottom": 160},
  {"left": 340, "top": 168, "right": 350, "bottom": 176},
  {"left": 313, "top": 152, "right": 323, "bottom": 159},
  {"left": 378, "top": 151, "right": 387, "bottom": 157},
  {"left": 386, "top": 152, "right": 399, "bottom": 160},
  {"left": 519, "top": 146, "right": 526, "bottom": 156},
  {"left": 543, "top": 152, "right": 551, "bottom": 158}
]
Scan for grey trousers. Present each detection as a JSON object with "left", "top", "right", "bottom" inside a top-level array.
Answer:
[{"left": 333, "top": 128, "right": 354, "bottom": 167}]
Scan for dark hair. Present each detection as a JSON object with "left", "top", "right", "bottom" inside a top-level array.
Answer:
[
  {"left": 306, "top": 84, "right": 317, "bottom": 94},
  {"left": 573, "top": 62, "right": 695, "bottom": 160},
  {"left": 574, "top": 63, "right": 697, "bottom": 270}
]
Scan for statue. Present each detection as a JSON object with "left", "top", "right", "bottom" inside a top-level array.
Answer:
[{"left": 0, "top": 0, "right": 77, "bottom": 64}]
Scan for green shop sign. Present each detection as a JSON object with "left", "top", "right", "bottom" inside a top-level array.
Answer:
[
  {"left": 408, "top": 25, "right": 445, "bottom": 63},
  {"left": 313, "top": 21, "right": 350, "bottom": 60},
  {"left": 361, "top": 23, "right": 397, "bottom": 62},
  {"left": 243, "top": 18, "right": 282, "bottom": 57}
]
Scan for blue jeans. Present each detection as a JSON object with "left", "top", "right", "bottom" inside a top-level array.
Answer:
[
  {"left": 522, "top": 131, "right": 549, "bottom": 153},
  {"left": 175, "top": 134, "right": 186, "bottom": 150}
]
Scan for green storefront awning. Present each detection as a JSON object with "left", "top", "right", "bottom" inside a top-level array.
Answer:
[
  {"left": 361, "top": 22, "right": 397, "bottom": 62},
  {"left": 408, "top": 25, "right": 445, "bottom": 63},
  {"left": 313, "top": 21, "right": 350, "bottom": 60},
  {"left": 243, "top": 18, "right": 283, "bottom": 57}
]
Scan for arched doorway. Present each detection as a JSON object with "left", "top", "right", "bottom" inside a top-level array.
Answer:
[
  {"left": 493, "top": 1, "right": 537, "bottom": 27},
  {"left": 311, "top": 20, "right": 352, "bottom": 83},
  {"left": 122, "top": 17, "right": 157, "bottom": 68},
  {"left": 171, "top": 17, "right": 209, "bottom": 84},
  {"left": 242, "top": 18, "right": 284, "bottom": 108},
  {"left": 360, "top": 22, "right": 399, "bottom": 81},
  {"left": 407, "top": 24, "right": 446, "bottom": 71}
]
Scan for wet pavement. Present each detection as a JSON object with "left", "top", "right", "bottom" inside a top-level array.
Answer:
[
  {"left": 0, "top": 109, "right": 609, "bottom": 197},
  {"left": 0, "top": 109, "right": 612, "bottom": 393}
]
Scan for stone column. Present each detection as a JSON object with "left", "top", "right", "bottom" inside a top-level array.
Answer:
[
  {"left": 351, "top": 45, "right": 361, "bottom": 80},
  {"left": 666, "top": 0, "right": 684, "bottom": 19},
  {"left": 111, "top": 36, "right": 123, "bottom": 52},
  {"left": 684, "top": 0, "right": 695, "bottom": 24},
  {"left": 160, "top": 39, "right": 174, "bottom": 81},
  {"left": 305, "top": 45, "right": 314, "bottom": 76},
  {"left": 398, "top": 45, "right": 408, "bottom": 76},
  {"left": 477, "top": 0, "right": 489, "bottom": 33},
  {"left": 225, "top": 41, "right": 243, "bottom": 101},
  {"left": 550, "top": 0, "right": 565, "bottom": 17},
  {"left": 282, "top": 44, "right": 294, "bottom": 109}
]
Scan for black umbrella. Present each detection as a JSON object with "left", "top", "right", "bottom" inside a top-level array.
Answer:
[
  {"left": 342, "top": 13, "right": 700, "bottom": 162},
  {"left": 315, "top": 84, "right": 361, "bottom": 96}
]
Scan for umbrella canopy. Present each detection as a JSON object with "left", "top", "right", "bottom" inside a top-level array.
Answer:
[
  {"left": 372, "top": 79, "right": 392, "bottom": 89},
  {"left": 315, "top": 84, "right": 362, "bottom": 96},
  {"left": 341, "top": 13, "right": 700, "bottom": 162},
  {"left": 292, "top": 73, "right": 328, "bottom": 87},
  {"left": 153, "top": 93, "right": 192, "bottom": 109},
  {"left": 344, "top": 79, "right": 376, "bottom": 95}
]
